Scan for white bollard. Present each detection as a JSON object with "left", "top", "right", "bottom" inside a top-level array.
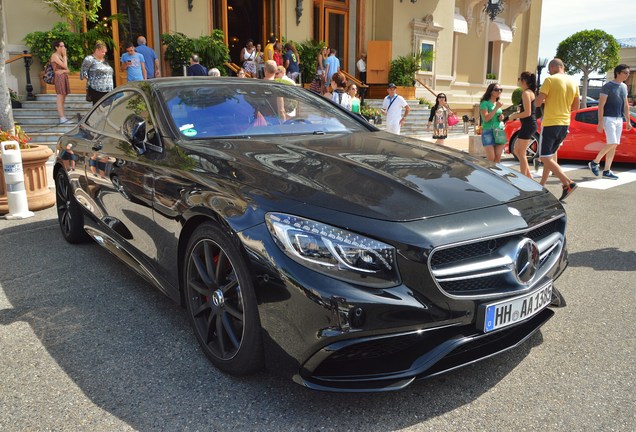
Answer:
[{"left": 1, "top": 140, "right": 35, "bottom": 219}]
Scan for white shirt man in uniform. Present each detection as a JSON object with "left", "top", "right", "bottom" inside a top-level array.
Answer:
[{"left": 382, "top": 83, "right": 410, "bottom": 135}]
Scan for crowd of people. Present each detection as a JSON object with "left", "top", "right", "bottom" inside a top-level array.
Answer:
[{"left": 49, "top": 36, "right": 631, "bottom": 202}]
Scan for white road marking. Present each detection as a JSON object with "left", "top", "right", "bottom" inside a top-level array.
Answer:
[
  {"left": 500, "top": 161, "right": 579, "bottom": 177},
  {"left": 500, "top": 160, "right": 636, "bottom": 189},
  {"left": 577, "top": 170, "right": 636, "bottom": 189}
]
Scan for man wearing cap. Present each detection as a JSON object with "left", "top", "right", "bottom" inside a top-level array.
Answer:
[{"left": 382, "top": 83, "right": 410, "bottom": 135}]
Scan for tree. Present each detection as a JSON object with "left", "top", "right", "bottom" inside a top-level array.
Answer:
[
  {"left": 556, "top": 29, "right": 620, "bottom": 108},
  {"left": 43, "top": 0, "right": 101, "bottom": 32},
  {"left": 0, "top": 0, "right": 16, "bottom": 134}
]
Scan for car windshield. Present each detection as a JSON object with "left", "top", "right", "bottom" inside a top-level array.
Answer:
[{"left": 159, "top": 81, "right": 369, "bottom": 139}]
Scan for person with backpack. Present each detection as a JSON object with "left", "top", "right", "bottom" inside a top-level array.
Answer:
[{"left": 330, "top": 72, "right": 351, "bottom": 111}]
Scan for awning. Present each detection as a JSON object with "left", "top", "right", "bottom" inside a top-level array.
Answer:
[
  {"left": 453, "top": 14, "right": 468, "bottom": 34},
  {"left": 489, "top": 21, "right": 513, "bottom": 42}
]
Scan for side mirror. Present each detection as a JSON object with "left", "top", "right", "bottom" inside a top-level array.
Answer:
[{"left": 122, "top": 114, "right": 146, "bottom": 154}]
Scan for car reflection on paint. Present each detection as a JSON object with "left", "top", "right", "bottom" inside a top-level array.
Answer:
[{"left": 53, "top": 78, "right": 568, "bottom": 392}]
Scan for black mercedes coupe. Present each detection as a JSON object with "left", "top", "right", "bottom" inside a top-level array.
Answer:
[{"left": 54, "top": 78, "right": 567, "bottom": 392}]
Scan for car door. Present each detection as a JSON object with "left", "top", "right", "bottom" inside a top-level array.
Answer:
[
  {"left": 86, "top": 90, "right": 161, "bottom": 261},
  {"left": 564, "top": 110, "right": 604, "bottom": 160},
  {"left": 68, "top": 94, "right": 116, "bottom": 219}
]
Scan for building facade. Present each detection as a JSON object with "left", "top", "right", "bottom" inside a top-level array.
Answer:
[{"left": 5, "top": 0, "right": 542, "bottom": 109}]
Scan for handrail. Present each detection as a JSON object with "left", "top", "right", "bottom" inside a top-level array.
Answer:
[
  {"left": 340, "top": 70, "right": 368, "bottom": 88},
  {"left": 6, "top": 53, "right": 32, "bottom": 65},
  {"left": 415, "top": 78, "right": 437, "bottom": 97},
  {"left": 224, "top": 62, "right": 254, "bottom": 78},
  {"left": 7, "top": 51, "right": 36, "bottom": 101}
]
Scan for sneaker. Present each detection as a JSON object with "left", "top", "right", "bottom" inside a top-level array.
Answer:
[
  {"left": 559, "top": 182, "right": 577, "bottom": 202},
  {"left": 533, "top": 157, "right": 540, "bottom": 172},
  {"left": 588, "top": 161, "right": 600, "bottom": 176},
  {"left": 602, "top": 170, "right": 618, "bottom": 180},
  {"left": 59, "top": 117, "right": 68, "bottom": 123}
]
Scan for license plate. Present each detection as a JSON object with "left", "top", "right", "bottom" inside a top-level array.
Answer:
[{"left": 481, "top": 282, "right": 553, "bottom": 333}]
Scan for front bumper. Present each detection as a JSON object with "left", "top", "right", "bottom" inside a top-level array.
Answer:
[{"left": 239, "top": 218, "right": 567, "bottom": 392}]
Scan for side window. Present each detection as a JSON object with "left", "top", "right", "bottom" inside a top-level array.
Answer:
[
  {"left": 102, "top": 91, "right": 154, "bottom": 136},
  {"left": 84, "top": 94, "right": 116, "bottom": 131},
  {"left": 575, "top": 111, "right": 598, "bottom": 125}
]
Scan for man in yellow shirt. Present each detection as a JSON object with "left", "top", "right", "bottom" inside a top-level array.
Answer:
[
  {"left": 263, "top": 35, "right": 276, "bottom": 63},
  {"left": 535, "top": 58, "right": 580, "bottom": 201}
]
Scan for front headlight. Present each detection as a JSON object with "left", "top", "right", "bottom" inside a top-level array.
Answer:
[{"left": 266, "top": 213, "right": 399, "bottom": 288}]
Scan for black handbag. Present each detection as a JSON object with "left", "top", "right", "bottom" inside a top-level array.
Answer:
[{"left": 85, "top": 88, "right": 92, "bottom": 102}]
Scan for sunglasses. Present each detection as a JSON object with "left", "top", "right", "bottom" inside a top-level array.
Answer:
[{"left": 493, "top": 88, "right": 503, "bottom": 92}]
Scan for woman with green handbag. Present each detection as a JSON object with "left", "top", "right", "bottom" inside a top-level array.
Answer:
[{"left": 479, "top": 83, "right": 507, "bottom": 162}]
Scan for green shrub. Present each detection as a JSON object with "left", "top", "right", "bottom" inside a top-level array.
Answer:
[
  {"left": 418, "top": 97, "right": 432, "bottom": 107},
  {"left": 486, "top": 73, "right": 497, "bottom": 80},
  {"left": 25, "top": 18, "right": 122, "bottom": 72},
  {"left": 24, "top": 22, "right": 83, "bottom": 70},
  {"left": 161, "top": 30, "right": 230, "bottom": 76},
  {"left": 294, "top": 39, "right": 326, "bottom": 83},
  {"left": 388, "top": 54, "right": 421, "bottom": 87},
  {"left": 511, "top": 87, "right": 523, "bottom": 106}
]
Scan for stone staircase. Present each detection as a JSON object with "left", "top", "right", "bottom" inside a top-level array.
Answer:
[
  {"left": 364, "top": 99, "right": 467, "bottom": 138},
  {"left": 13, "top": 94, "right": 93, "bottom": 154}
]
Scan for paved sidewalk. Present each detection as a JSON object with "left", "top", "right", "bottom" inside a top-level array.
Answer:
[{"left": 414, "top": 132, "right": 470, "bottom": 152}]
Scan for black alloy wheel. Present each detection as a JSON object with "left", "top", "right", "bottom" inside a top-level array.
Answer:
[
  {"left": 55, "top": 169, "right": 88, "bottom": 243},
  {"left": 509, "top": 132, "right": 540, "bottom": 162},
  {"left": 184, "top": 223, "right": 264, "bottom": 375}
]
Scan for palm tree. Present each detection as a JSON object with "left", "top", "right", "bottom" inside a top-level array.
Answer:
[{"left": 0, "top": 0, "right": 16, "bottom": 134}]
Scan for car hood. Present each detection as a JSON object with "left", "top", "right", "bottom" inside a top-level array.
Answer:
[{"left": 186, "top": 132, "right": 545, "bottom": 221}]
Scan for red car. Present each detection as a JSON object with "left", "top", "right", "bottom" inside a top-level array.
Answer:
[{"left": 504, "top": 106, "right": 636, "bottom": 163}]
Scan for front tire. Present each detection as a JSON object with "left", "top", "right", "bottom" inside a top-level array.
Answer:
[
  {"left": 55, "top": 169, "right": 88, "bottom": 243},
  {"left": 184, "top": 222, "right": 264, "bottom": 375},
  {"left": 509, "top": 132, "right": 539, "bottom": 162}
]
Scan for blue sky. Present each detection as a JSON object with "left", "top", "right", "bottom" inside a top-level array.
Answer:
[{"left": 538, "top": 0, "right": 636, "bottom": 79}]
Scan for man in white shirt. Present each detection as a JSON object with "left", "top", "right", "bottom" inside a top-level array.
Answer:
[
  {"left": 356, "top": 53, "right": 367, "bottom": 84},
  {"left": 382, "top": 83, "right": 410, "bottom": 135}
]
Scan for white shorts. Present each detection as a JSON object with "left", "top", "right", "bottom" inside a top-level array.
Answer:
[
  {"left": 603, "top": 117, "right": 623, "bottom": 144},
  {"left": 386, "top": 123, "right": 401, "bottom": 135}
]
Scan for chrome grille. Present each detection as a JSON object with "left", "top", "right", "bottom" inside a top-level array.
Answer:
[{"left": 429, "top": 216, "right": 565, "bottom": 299}]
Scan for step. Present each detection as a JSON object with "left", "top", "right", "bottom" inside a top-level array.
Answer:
[
  {"left": 35, "top": 94, "right": 90, "bottom": 101},
  {"left": 26, "top": 127, "right": 77, "bottom": 142},
  {"left": 14, "top": 116, "right": 85, "bottom": 126},
  {"left": 19, "top": 101, "right": 92, "bottom": 110},
  {"left": 14, "top": 108, "right": 91, "bottom": 117}
]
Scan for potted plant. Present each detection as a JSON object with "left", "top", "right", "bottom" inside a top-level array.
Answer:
[
  {"left": 161, "top": 30, "right": 229, "bottom": 76},
  {"left": 502, "top": 87, "right": 523, "bottom": 118},
  {"left": 0, "top": 126, "right": 55, "bottom": 214},
  {"left": 294, "top": 39, "right": 326, "bottom": 84},
  {"left": 24, "top": 8, "right": 122, "bottom": 93},
  {"left": 360, "top": 104, "right": 383, "bottom": 124},
  {"left": 388, "top": 53, "right": 425, "bottom": 100},
  {"left": 9, "top": 89, "right": 21, "bottom": 109}
]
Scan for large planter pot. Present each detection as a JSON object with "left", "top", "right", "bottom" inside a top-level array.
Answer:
[
  {"left": 396, "top": 86, "right": 416, "bottom": 100},
  {"left": 40, "top": 71, "right": 85, "bottom": 94},
  {"left": 0, "top": 145, "right": 55, "bottom": 214}
]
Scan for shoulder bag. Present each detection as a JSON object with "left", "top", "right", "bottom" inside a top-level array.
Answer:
[
  {"left": 43, "top": 62, "right": 54, "bottom": 84},
  {"left": 493, "top": 128, "right": 507, "bottom": 145}
]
